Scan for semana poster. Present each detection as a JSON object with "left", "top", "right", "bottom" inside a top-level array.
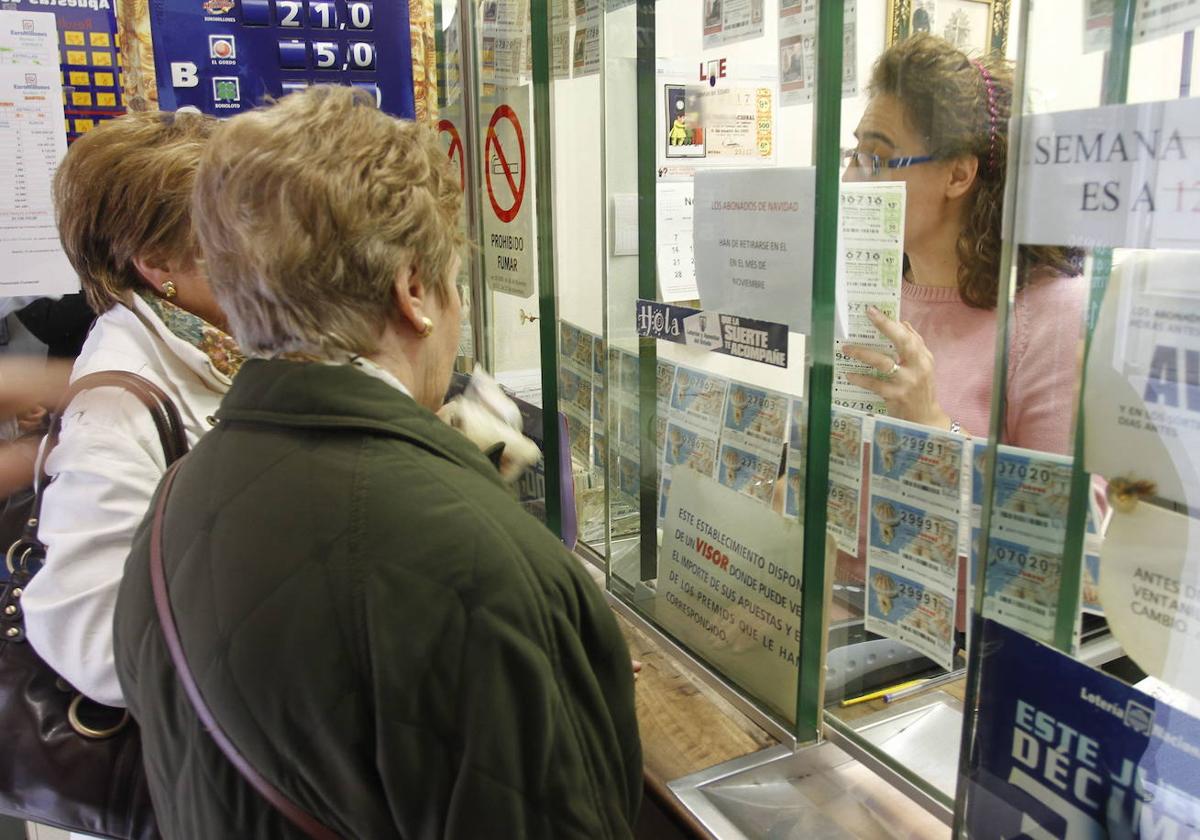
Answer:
[
  {"left": 148, "top": 0, "right": 415, "bottom": 118},
  {"left": 965, "top": 618, "right": 1200, "bottom": 840}
]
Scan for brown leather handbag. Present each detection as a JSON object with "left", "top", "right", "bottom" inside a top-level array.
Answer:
[{"left": 0, "top": 371, "right": 187, "bottom": 839}]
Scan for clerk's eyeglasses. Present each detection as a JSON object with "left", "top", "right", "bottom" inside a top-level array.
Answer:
[{"left": 841, "top": 148, "right": 936, "bottom": 178}]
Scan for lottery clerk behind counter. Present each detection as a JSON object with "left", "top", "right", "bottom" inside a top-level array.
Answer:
[
  {"left": 113, "top": 85, "right": 642, "bottom": 839},
  {"left": 841, "top": 34, "right": 1086, "bottom": 456}
]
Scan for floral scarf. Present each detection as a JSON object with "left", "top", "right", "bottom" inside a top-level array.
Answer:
[{"left": 136, "top": 290, "right": 245, "bottom": 379}]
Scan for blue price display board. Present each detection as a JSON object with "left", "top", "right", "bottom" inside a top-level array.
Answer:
[
  {"left": 9, "top": 0, "right": 124, "bottom": 142},
  {"left": 148, "top": 0, "right": 414, "bottom": 118},
  {"left": 964, "top": 619, "right": 1200, "bottom": 838}
]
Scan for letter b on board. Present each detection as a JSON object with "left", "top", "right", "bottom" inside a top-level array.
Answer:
[{"left": 170, "top": 62, "right": 199, "bottom": 88}]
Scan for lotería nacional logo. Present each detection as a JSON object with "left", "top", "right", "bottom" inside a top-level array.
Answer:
[
  {"left": 1124, "top": 699, "right": 1153, "bottom": 736},
  {"left": 202, "top": 0, "right": 236, "bottom": 15}
]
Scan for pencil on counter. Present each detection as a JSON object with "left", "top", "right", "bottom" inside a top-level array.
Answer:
[
  {"left": 884, "top": 668, "right": 966, "bottom": 703},
  {"left": 839, "top": 678, "right": 928, "bottom": 707}
]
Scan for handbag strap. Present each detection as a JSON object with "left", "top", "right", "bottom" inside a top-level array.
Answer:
[
  {"left": 7, "top": 371, "right": 189, "bottom": 580},
  {"left": 149, "top": 462, "right": 341, "bottom": 840},
  {"left": 24, "top": 372, "right": 189, "bottom": 542}
]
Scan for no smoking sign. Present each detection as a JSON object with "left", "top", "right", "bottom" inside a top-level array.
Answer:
[
  {"left": 484, "top": 104, "right": 526, "bottom": 222},
  {"left": 481, "top": 92, "right": 535, "bottom": 298}
]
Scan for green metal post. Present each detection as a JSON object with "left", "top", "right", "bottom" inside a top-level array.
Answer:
[
  {"left": 795, "top": 0, "right": 843, "bottom": 743},
  {"left": 531, "top": 0, "right": 563, "bottom": 537},
  {"left": 636, "top": 0, "right": 658, "bottom": 582}
]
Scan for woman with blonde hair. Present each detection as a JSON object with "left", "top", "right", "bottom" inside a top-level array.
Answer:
[
  {"left": 23, "top": 109, "right": 238, "bottom": 707},
  {"left": 114, "top": 86, "right": 641, "bottom": 838},
  {"left": 842, "top": 34, "right": 1085, "bottom": 454}
]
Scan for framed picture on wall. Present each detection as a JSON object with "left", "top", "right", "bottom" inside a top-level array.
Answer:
[{"left": 886, "top": 0, "right": 1011, "bottom": 55}]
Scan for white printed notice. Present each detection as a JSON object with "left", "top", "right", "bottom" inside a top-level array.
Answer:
[
  {"left": 693, "top": 167, "right": 815, "bottom": 333},
  {"left": 658, "top": 469, "right": 804, "bottom": 720},
  {"left": 833, "top": 182, "right": 906, "bottom": 415},
  {"left": 0, "top": 11, "right": 75, "bottom": 297},
  {"left": 975, "top": 445, "right": 1074, "bottom": 644},
  {"left": 825, "top": 406, "right": 866, "bottom": 554},
  {"left": 865, "top": 416, "right": 965, "bottom": 670}
]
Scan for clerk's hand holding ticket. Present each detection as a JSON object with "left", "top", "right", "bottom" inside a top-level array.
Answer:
[
  {"left": 438, "top": 366, "right": 541, "bottom": 484},
  {"left": 841, "top": 305, "right": 952, "bottom": 431}
]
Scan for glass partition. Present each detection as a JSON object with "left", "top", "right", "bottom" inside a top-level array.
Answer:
[
  {"left": 958, "top": 0, "right": 1200, "bottom": 835},
  {"left": 597, "top": 0, "right": 828, "bottom": 733},
  {"left": 439, "top": 0, "right": 567, "bottom": 534}
]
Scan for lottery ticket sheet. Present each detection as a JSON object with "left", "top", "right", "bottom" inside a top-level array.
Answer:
[
  {"left": 717, "top": 384, "right": 788, "bottom": 503},
  {"left": 833, "top": 182, "right": 906, "bottom": 416},
  {"left": 865, "top": 416, "right": 966, "bottom": 670},
  {"left": 703, "top": 0, "right": 766, "bottom": 49},
  {"left": 668, "top": 365, "right": 728, "bottom": 437},
  {"left": 783, "top": 399, "right": 808, "bottom": 521},
  {"left": 970, "top": 444, "right": 1072, "bottom": 642},
  {"left": 824, "top": 406, "right": 865, "bottom": 551},
  {"left": 558, "top": 322, "right": 596, "bottom": 472},
  {"left": 778, "top": 0, "right": 858, "bottom": 106},
  {"left": 1082, "top": 494, "right": 1107, "bottom": 615},
  {"left": 866, "top": 566, "right": 955, "bottom": 671}
]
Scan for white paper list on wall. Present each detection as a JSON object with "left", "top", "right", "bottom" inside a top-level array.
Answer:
[
  {"left": 0, "top": 11, "right": 77, "bottom": 299},
  {"left": 657, "top": 181, "right": 698, "bottom": 301}
]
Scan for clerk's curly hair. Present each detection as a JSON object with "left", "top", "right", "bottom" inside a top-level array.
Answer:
[{"left": 870, "top": 35, "right": 1082, "bottom": 309}]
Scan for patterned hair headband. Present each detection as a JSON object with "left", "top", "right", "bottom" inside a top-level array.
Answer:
[{"left": 972, "top": 59, "right": 1000, "bottom": 173}]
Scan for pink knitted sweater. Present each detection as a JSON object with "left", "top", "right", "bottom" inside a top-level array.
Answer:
[{"left": 901, "top": 270, "right": 1087, "bottom": 456}]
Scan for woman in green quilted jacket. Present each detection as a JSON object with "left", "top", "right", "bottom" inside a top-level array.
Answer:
[{"left": 113, "top": 85, "right": 642, "bottom": 839}]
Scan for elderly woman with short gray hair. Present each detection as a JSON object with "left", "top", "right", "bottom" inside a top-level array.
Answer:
[{"left": 113, "top": 85, "right": 642, "bottom": 839}]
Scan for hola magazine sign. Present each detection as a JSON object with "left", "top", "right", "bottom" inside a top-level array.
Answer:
[{"left": 963, "top": 619, "right": 1200, "bottom": 839}]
